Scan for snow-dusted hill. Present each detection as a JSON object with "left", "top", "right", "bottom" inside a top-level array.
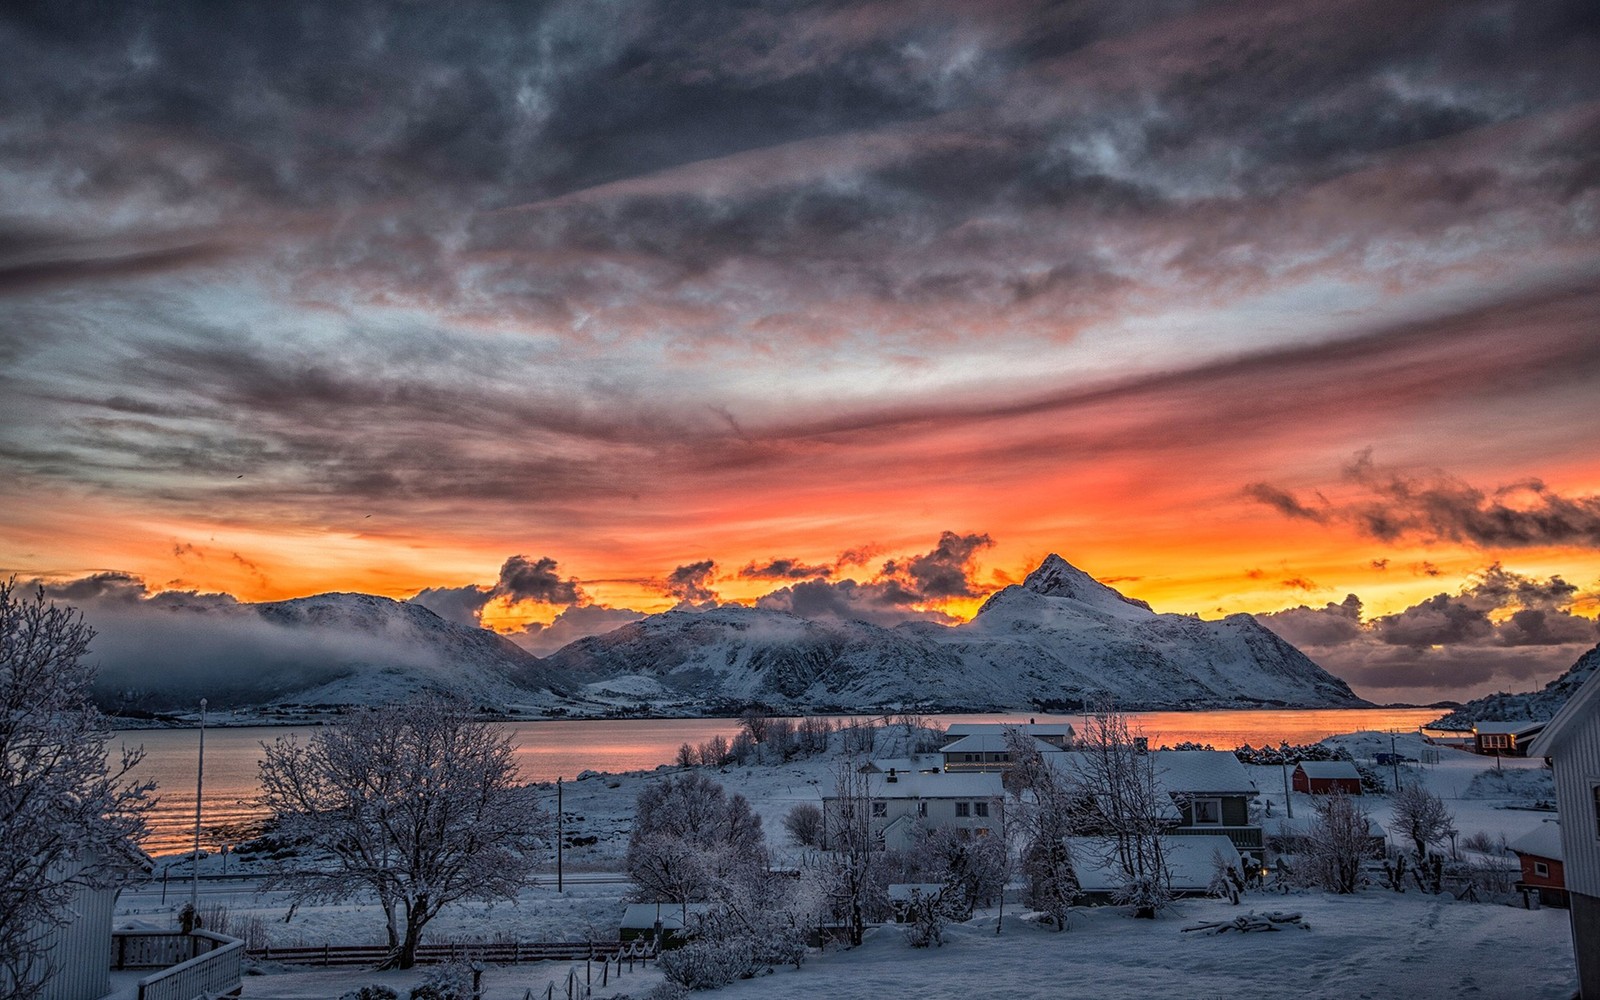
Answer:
[
  {"left": 544, "top": 555, "right": 1366, "bottom": 712},
  {"left": 93, "top": 592, "right": 568, "bottom": 713},
  {"left": 1429, "top": 641, "right": 1600, "bottom": 729}
]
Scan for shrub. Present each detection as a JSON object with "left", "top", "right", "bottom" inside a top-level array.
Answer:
[
  {"left": 340, "top": 987, "right": 400, "bottom": 1000},
  {"left": 657, "top": 937, "right": 756, "bottom": 990},
  {"left": 782, "top": 803, "right": 824, "bottom": 847}
]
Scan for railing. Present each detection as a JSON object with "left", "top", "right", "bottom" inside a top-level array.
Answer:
[
  {"left": 1170, "top": 825, "right": 1265, "bottom": 851},
  {"left": 246, "top": 939, "right": 653, "bottom": 967},
  {"left": 110, "top": 931, "right": 242, "bottom": 1000}
]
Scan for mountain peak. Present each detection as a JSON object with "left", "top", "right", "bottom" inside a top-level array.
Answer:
[{"left": 1022, "top": 554, "right": 1154, "bottom": 613}]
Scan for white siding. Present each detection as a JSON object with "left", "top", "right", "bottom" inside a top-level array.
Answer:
[
  {"left": 36, "top": 882, "right": 115, "bottom": 1000},
  {"left": 1550, "top": 712, "right": 1600, "bottom": 898}
]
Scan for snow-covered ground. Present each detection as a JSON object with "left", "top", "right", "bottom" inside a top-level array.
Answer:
[{"left": 125, "top": 727, "right": 1579, "bottom": 998}]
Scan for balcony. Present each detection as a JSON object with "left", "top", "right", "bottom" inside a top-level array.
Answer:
[
  {"left": 1169, "top": 825, "right": 1264, "bottom": 852},
  {"left": 108, "top": 930, "right": 243, "bottom": 1000}
]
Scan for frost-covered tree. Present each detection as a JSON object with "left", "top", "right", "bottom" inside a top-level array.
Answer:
[
  {"left": 1003, "top": 728, "right": 1080, "bottom": 929},
  {"left": 1303, "top": 793, "right": 1372, "bottom": 894},
  {"left": 820, "top": 762, "right": 887, "bottom": 946},
  {"left": 1, "top": 582, "right": 153, "bottom": 1000},
  {"left": 783, "top": 803, "right": 824, "bottom": 847},
  {"left": 256, "top": 698, "right": 541, "bottom": 969},
  {"left": 1389, "top": 783, "right": 1456, "bottom": 863},
  {"left": 1076, "top": 710, "right": 1170, "bottom": 918},
  {"left": 626, "top": 772, "right": 769, "bottom": 922}
]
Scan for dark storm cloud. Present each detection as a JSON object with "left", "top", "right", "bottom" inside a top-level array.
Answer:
[
  {"left": 411, "top": 554, "right": 585, "bottom": 626},
  {"left": 881, "top": 530, "right": 994, "bottom": 599},
  {"left": 1250, "top": 452, "right": 1600, "bottom": 549},
  {"left": 663, "top": 560, "right": 717, "bottom": 602},
  {"left": 1259, "top": 564, "right": 1600, "bottom": 695},
  {"left": 738, "top": 558, "right": 834, "bottom": 580},
  {"left": 754, "top": 531, "right": 993, "bottom": 623}
]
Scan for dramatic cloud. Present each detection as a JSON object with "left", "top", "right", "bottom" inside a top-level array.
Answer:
[
  {"left": 411, "top": 554, "right": 586, "bottom": 627},
  {"left": 663, "top": 561, "right": 718, "bottom": 602},
  {"left": 755, "top": 531, "right": 993, "bottom": 624},
  {"left": 1251, "top": 452, "right": 1600, "bottom": 548},
  {"left": 1260, "top": 564, "right": 1600, "bottom": 698},
  {"left": 504, "top": 603, "right": 646, "bottom": 656},
  {"left": 738, "top": 558, "right": 834, "bottom": 581},
  {"left": 881, "top": 530, "right": 995, "bottom": 599}
]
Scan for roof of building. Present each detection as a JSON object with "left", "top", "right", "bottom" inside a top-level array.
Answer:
[
  {"left": 1043, "top": 749, "right": 1257, "bottom": 799},
  {"left": 945, "top": 722, "right": 1075, "bottom": 738},
  {"left": 1067, "top": 835, "right": 1241, "bottom": 893},
  {"left": 1527, "top": 668, "right": 1600, "bottom": 758},
  {"left": 1509, "top": 822, "right": 1563, "bottom": 862},
  {"left": 851, "top": 769, "right": 1006, "bottom": 800},
  {"left": 1294, "top": 760, "right": 1361, "bottom": 780},
  {"left": 620, "top": 903, "right": 711, "bottom": 930},
  {"left": 939, "top": 733, "right": 1062, "bottom": 755},
  {"left": 1474, "top": 720, "right": 1548, "bottom": 737},
  {"left": 861, "top": 755, "right": 942, "bottom": 774}
]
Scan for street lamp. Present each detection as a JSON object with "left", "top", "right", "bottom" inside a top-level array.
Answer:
[{"left": 190, "top": 697, "right": 207, "bottom": 921}]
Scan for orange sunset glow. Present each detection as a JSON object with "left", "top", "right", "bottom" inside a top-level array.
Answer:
[{"left": 2, "top": 1, "right": 1598, "bottom": 705}]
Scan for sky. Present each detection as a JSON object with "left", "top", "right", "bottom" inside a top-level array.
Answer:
[{"left": 2, "top": 0, "right": 1598, "bottom": 705}]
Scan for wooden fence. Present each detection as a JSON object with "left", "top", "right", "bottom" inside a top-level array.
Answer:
[
  {"left": 109, "top": 930, "right": 243, "bottom": 1000},
  {"left": 247, "top": 939, "right": 656, "bottom": 968}
]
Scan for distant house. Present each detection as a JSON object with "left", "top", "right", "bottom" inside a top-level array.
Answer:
[
  {"left": 1047, "top": 750, "right": 1263, "bottom": 853},
  {"left": 1510, "top": 822, "right": 1566, "bottom": 908},
  {"left": 1291, "top": 760, "right": 1362, "bottom": 795},
  {"left": 1526, "top": 668, "right": 1600, "bottom": 1000},
  {"left": 939, "top": 732, "right": 1062, "bottom": 773},
  {"left": 1067, "top": 834, "right": 1243, "bottom": 899},
  {"left": 821, "top": 770, "right": 1005, "bottom": 851},
  {"left": 1472, "top": 720, "right": 1548, "bottom": 757},
  {"left": 858, "top": 755, "right": 942, "bottom": 775},
  {"left": 944, "top": 721, "right": 1075, "bottom": 749}
]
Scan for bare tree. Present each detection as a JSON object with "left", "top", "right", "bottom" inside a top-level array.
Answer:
[
  {"left": 783, "top": 803, "right": 824, "bottom": 847},
  {"left": 820, "top": 761, "right": 886, "bottom": 946},
  {"left": 1003, "top": 728, "right": 1080, "bottom": 930},
  {"left": 1389, "top": 783, "right": 1455, "bottom": 862},
  {"left": 1076, "top": 710, "right": 1170, "bottom": 918},
  {"left": 257, "top": 698, "right": 541, "bottom": 969},
  {"left": 698, "top": 734, "right": 731, "bottom": 767},
  {"left": 738, "top": 707, "right": 772, "bottom": 744},
  {"left": 1303, "top": 793, "right": 1372, "bottom": 894},
  {"left": 1, "top": 582, "right": 153, "bottom": 1000}
]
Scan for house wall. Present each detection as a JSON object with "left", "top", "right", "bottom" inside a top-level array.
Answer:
[
  {"left": 1517, "top": 854, "right": 1565, "bottom": 892},
  {"left": 1544, "top": 697, "right": 1600, "bottom": 997},
  {"left": 35, "top": 882, "right": 115, "bottom": 1000},
  {"left": 942, "top": 751, "right": 1013, "bottom": 773},
  {"left": 1177, "top": 796, "right": 1251, "bottom": 828}
]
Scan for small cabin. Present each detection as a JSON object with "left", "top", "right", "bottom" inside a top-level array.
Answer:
[
  {"left": 1291, "top": 760, "right": 1362, "bottom": 795},
  {"left": 1510, "top": 822, "right": 1566, "bottom": 908},
  {"left": 620, "top": 902, "right": 711, "bottom": 942},
  {"left": 1472, "top": 720, "right": 1547, "bottom": 757}
]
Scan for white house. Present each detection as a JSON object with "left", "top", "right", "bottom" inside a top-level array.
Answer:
[
  {"left": 1526, "top": 667, "right": 1600, "bottom": 999},
  {"left": 943, "top": 721, "right": 1075, "bottom": 748},
  {"left": 823, "top": 770, "right": 1005, "bottom": 851},
  {"left": 939, "top": 732, "right": 1062, "bottom": 773}
]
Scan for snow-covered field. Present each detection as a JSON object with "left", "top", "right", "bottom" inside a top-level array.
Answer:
[{"left": 124, "top": 728, "right": 1579, "bottom": 998}]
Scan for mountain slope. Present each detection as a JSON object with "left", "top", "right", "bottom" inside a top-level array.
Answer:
[
  {"left": 93, "top": 592, "right": 566, "bottom": 712},
  {"left": 545, "top": 555, "right": 1366, "bottom": 712},
  {"left": 1428, "top": 642, "right": 1600, "bottom": 729}
]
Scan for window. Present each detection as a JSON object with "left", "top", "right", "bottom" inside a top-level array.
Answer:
[
  {"left": 871, "top": 801, "right": 887, "bottom": 818},
  {"left": 955, "top": 802, "right": 970, "bottom": 817},
  {"left": 917, "top": 801, "right": 927, "bottom": 818},
  {"left": 1481, "top": 734, "right": 1510, "bottom": 750},
  {"left": 1534, "top": 861, "right": 1550, "bottom": 878},
  {"left": 1191, "top": 797, "right": 1223, "bottom": 825},
  {"left": 974, "top": 801, "right": 990, "bottom": 818}
]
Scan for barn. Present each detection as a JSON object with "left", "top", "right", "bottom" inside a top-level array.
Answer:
[{"left": 1291, "top": 760, "right": 1362, "bottom": 795}]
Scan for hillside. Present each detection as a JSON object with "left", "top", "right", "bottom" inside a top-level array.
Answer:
[{"left": 1428, "top": 641, "right": 1600, "bottom": 729}]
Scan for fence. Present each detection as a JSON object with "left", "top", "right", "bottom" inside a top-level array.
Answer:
[
  {"left": 247, "top": 939, "right": 656, "bottom": 968},
  {"left": 110, "top": 930, "right": 243, "bottom": 1000}
]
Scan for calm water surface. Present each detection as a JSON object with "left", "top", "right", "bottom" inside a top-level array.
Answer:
[{"left": 120, "top": 707, "right": 1444, "bottom": 854}]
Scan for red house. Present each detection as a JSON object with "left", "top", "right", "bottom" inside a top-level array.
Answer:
[
  {"left": 1510, "top": 822, "right": 1566, "bottom": 907},
  {"left": 1291, "top": 760, "right": 1362, "bottom": 795}
]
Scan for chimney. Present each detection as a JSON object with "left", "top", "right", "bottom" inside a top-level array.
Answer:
[{"left": 887, "top": 767, "right": 897, "bottom": 783}]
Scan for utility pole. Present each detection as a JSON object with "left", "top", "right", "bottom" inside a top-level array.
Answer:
[
  {"left": 1280, "top": 759, "right": 1294, "bottom": 819},
  {"left": 557, "top": 776, "right": 564, "bottom": 893},
  {"left": 1390, "top": 731, "right": 1400, "bottom": 790},
  {"left": 190, "top": 697, "right": 207, "bottom": 918}
]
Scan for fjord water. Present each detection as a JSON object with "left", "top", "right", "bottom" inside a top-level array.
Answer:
[{"left": 122, "top": 707, "right": 1445, "bottom": 855}]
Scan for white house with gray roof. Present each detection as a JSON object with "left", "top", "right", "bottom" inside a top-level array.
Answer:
[{"left": 822, "top": 769, "right": 1005, "bottom": 851}]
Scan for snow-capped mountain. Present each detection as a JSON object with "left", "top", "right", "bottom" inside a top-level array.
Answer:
[
  {"left": 544, "top": 555, "right": 1366, "bottom": 712},
  {"left": 93, "top": 591, "right": 566, "bottom": 713},
  {"left": 1428, "top": 641, "right": 1600, "bottom": 729}
]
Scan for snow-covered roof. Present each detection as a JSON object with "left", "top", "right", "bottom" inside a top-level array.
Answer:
[
  {"left": 940, "top": 733, "right": 1061, "bottom": 755},
  {"left": 620, "top": 902, "right": 711, "bottom": 930},
  {"left": 862, "top": 756, "right": 941, "bottom": 774},
  {"left": 1509, "top": 822, "right": 1562, "bottom": 861},
  {"left": 1528, "top": 667, "right": 1600, "bottom": 758},
  {"left": 1151, "top": 750, "right": 1258, "bottom": 796},
  {"left": 1294, "top": 760, "right": 1361, "bottom": 780},
  {"left": 1474, "top": 720, "right": 1547, "bottom": 737},
  {"left": 1067, "top": 835, "right": 1241, "bottom": 893},
  {"left": 860, "top": 770, "right": 1005, "bottom": 799},
  {"left": 945, "top": 722, "right": 1075, "bottom": 739}
]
